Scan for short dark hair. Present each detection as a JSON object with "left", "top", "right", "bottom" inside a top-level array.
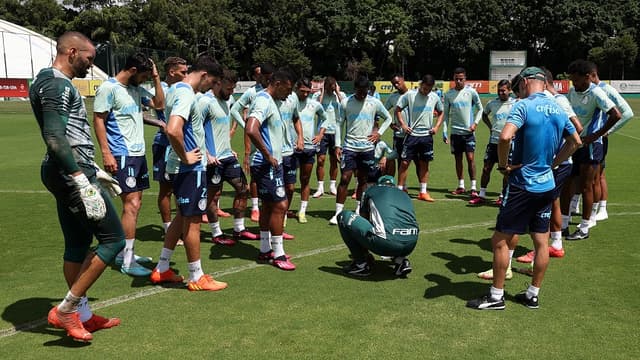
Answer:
[
  {"left": 222, "top": 69, "right": 237, "bottom": 83},
  {"left": 511, "top": 74, "right": 522, "bottom": 95},
  {"left": 567, "top": 59, "right": 592, "bottom": 76},
  {"left": 421, "top": 74, "right": 435, "bottom": 85},
  {"left": 271, "top": 68, "right": 295, "bottom": 84},
  {"left": 163, "top": 57, "right": 187, "bottom": 72},
  {"left": 259, "top": 62, "right": 275, "bottom": 75},
  {"left": 453, "top": 67, "right": 466, "bottom": 75},
  {"left": 497, "top": 79, "right": 511, "bottom": 89},
  {"left": 391, "top": 73, "right": 404, "bottom": 80},
  {"left": 123, "top": 52, "right": 152, "bottom": 72},
  {"left": 296, "top": 77, "right": 312, "bottom": 89},
  {"left": 191, "top": 55, "right": 222, "bottom": 77},
  {"left": 539, "top": 67, "right": 554, "bottom": 86},
  {"left": 354, "top": 75, "right": 370, "bottom": 89}
]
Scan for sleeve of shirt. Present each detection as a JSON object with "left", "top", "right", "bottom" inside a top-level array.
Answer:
[
  {"left": 506, "top": 101, "right": 527, "bottom": 129},
  {"left": 315, "top": 102, "right": 328, "bottom": 129},
  {"left": 247, "top": 95, "right": 269, "bottom": 125},
  {"left": 563, "top": 115, "right": 576, "bottom": 137},
  {"left": 554, "top": 95, "right": 577, "bottom": 118},
  {"left": 376, "top": 99, "right": 393, "bottom": 135},
  {"left": 472, "top": 90, "right": 483, "bottom": 124},
  {"left": 93, "top": 83, "right": 113, "bottom": 113},
  {"left": 230, "top": 90, "right": 252, "bottom": 127},
  {"left": 39, "top": 78, "right": 81, "bottom": 174},
  {"left": 335, "top": 98, "right": 347, "bottom": 148},
  {"left": 606, "top": 90, "right": 634, "bottom": 135},
  {"left": 434, "top": 96, "right": 443, "bottom": 113},
  {"left": 170, "top": 87, "right": 194, "bottom": 121},
  {"left": 202, "top": 101, "right": 216, "bottom": 156},
  {"left": 443, "top": 92, "right": 450, "bottom": 137},
  {"left": 595, "top": 88, "right": 616, "bottom": 113}
]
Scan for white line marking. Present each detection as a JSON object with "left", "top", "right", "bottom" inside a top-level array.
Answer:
[{"left": 616, "top": 132, "right": 640, "bottom": 141}]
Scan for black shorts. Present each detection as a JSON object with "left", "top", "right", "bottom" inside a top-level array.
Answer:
[
  {"left": 295, "top": 148, "right": 317, "bottom": 165},
  {"left": 496, "top": 184, "right": 554, "bottom": 234},
  {"left": 250, "top": 163, "right": 287, "bottom": 202},
  {"left": 340, "top": 149, "right": 376, "bottom": 173},
  {"left": 393, "top": 136, "right": 405, "bottom": 158},
  {"left": 206, "top": 157, "right": 246, "bottom": 188},
  {"left": 152, "top": 144, "right": 171, "bottom": 183},
  {"left": 401, "top": 135, "right": 434, "bottom": 162},
  {"left": 113, "top": 155, "right": 150, "bottom": 193},
  {"left": 483, "top": 143, "right": 499, "bottom": 164},
  {"left": 282, "top": 155, "right": 298, "bottom": 185},
  {"left": 573, "top": 142, "right": 604, "bottom": 165},
  {"left": 450, "top": 133, "right": 476, "bottom": 154},
  {"left": 552, "top": 163, "right": 572, "bottom": 199},
  {"left": 170, "top": 170, "right": 207, "bottom": 217},
  {"left": 318, "top": 133, "right": 336, "bottom": 156}
]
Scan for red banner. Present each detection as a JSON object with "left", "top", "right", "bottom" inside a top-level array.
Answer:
[
  {"left": 448, "top": 80, "right": 490, "bottom": 93},
  {"left": 553, "top": 80, "right": 570, "bottom": 94},
  {"left": 0, "top": 78, "right": 29, "bottom": 97}
]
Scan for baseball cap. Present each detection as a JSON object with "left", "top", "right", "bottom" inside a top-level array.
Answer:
[
  {"left": 377, "top": 175, "right": 396, "bottom": 186},
  {"left": 519, "top": 67, "right": 546, "bottom": 82}
]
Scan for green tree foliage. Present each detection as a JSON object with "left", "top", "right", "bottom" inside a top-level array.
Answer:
[{"left": 0, "top": 0, "right": 639, "bottom": 79}]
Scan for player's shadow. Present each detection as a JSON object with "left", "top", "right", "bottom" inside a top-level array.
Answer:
[
  {"left": 449, "top": 237, "right": 531, "bottom": 258},
  {"left": 318, "top": 259, "right": 400, "bottom": 281},
  {"left": 424, "top": 273, "right": 489, "bottom": 301},
  {"left": 208, "top": 238, "right": 262, "bottom": 262},
  {"left": 420, "top": 186, "right": 449, "bottom": 195},
  {"left": 306, "top": 209, "right": 338, "bottom": 221},
  {"left": 136, "top": 224, "right": 165, "bottom": 242},
  {"left": 2, "top": 297, "right": 92, "bottom": 347},
  {"left": 431, "top": 251, "right": 491, "bottom": 275}
]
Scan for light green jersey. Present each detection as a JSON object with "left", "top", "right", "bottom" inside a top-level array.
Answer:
[
  {"left": 597, "top": 82, "right": 634, "bottom": 135},
  {"left": 483, "top": 97, "right": 516, "bottom": 144},
  {"left": 297, "top": 96, "right": 327, "bottom": 150},
  {"left": 443, "top": 85, "right": 483, "bottom": 136},
  {"left": 230, "top": 84, "right": 263, "bottom": 128},
  {"left": 336, "top": 95, "right": 393, "bottom": 152},
  {"left": 567, "top": 83, "right": 615, "bottom": 138},
  {"left": 311, "top": 91, "right": 346, "bottom": 134},
  {"left": 248, "top": 91, "right": 285, "bottom": 165},
  {"left": 164, "top": 82, "right": 207, "bottom": 174},
  {"left": 94, "top": 78, "right": 153, "bottom": 156},
  {"left": 200, "top": 92, "right": 234, "bottom": 160},
  {"left": 396, "top": 89, "right": 443, "bottom": 137},
  {"left": 385, "top": 91, "right": 409, "bottom": 138},
  {"left": 280, "top": 92, "right": 299, "bottom": 157}
]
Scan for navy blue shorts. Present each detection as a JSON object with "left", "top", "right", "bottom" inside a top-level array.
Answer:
[
  {"left": 282, "top": 155, "right": 298, "bottom": 185},
  {"left": 601, "top": 136, "right": 609, "bottom": 169},
  {"left": 496, "top": 184, "right": 554, "bottom": 234},
  {"left": 393, "top": 136, "right": 405, "bottom": 158},
  {"left": 483, "top": 143, "right": 499, "bottom": 164},
  {"left": 573, "top": 142, "right": 604, "bottom": 165},
  {"left": 340, "top": 149, "right": 376, "bottom": 173},
  {"left": 114, "top": 155, "right": 150, "bottom": 193},
  {"left": 170, "top": 171, "right": 207, "bottom": 217},
  {"left": 552, "top": 163, "right": 572, "bottom": 199},
  {"left": 401, "top": 135, "right": 434, "bottom": 162},
  {"left": 250, "top": 163, "right": 287, "bottom": 203},
  {"left": 450, "top": 133, "right": 476, "bottom": 154},
  {"left": 318, "top": 133, "right": 336, "bottom": 156},
  {"left": 206, "top": 157, "right": 246, "bottom": 188},
  {"left": 295, "top": 148, "right": 316, "bottom": 165},
  {"left": 152, "top": 144, "right": 171, "bottom": 183}
]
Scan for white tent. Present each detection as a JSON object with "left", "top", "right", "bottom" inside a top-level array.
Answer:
[{"left": 0, "top": 19, "right": 108, "bottom": 80}]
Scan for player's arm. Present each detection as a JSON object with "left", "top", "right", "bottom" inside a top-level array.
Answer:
[
  {"left": 230, "top": 92, "right": 250, "bottom": 129},
  {"left": 607, "top": 93, "right": 634, "bottom": 135},
  {"left": 93, "top": 111, "right": 118, "bottom": 174},
  {"left": 432, "top": 101, "right": 444, "bottom": 135},
  {"left": 246, "top": 116, "right": 277, "bottom": 168},
  {"left": 146, "top": 60, "right": 165, "bottom": 109},
  {"left": 371, "top": 102, "right": 392, "bottom": 142},
  {"left": 481, "top": 109, "right": 492, "bottom": 130},
  {"left": 442, "top": 93, "right": 450, "bottom": 143},
  {"left": 470, "top": 90, "right": 483, "bottom": 131},
  {"left": 334, "top": 102, "right": 346, "bottom": 160},
  {"left": 143, "top": 113, "right": 166, "bottom": 129},
  {"left": 166, "top": 114, "right": 202, "bottom": 165},
  {"left": 553, "top": 130, "right": 582, "bottom": 168},
  {"left": 293, "top": 114, "right": 304, "bottom": 151},
  {"left": 582, "top": 106, "right": 621, "bottom": 144},
  {"left": 313, "top": 104, "right": 328, "bottom": 144}
]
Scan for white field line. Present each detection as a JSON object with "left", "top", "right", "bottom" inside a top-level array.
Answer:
[{"left": 1, "top": 209, "right": 639, "bottom": 339}]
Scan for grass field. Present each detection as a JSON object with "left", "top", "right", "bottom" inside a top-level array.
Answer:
[{"left": 0, "top": 97, "right": 639, "bottom": 359}]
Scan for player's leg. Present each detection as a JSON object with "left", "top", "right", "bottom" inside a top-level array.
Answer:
[{"left": 298, "top": 152, "right": 314, "bottom": 223}]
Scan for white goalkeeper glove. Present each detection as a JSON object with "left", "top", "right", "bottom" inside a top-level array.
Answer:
[
  {"left": 93, "top": 163, "right": 122, "bottom": 197},
  {"left": 72, "top": 173, "right": 107, "bottom": 221}
]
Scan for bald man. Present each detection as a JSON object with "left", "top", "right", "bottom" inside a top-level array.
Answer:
[{"left": 30, "top": 31, "right": 124, "bottom": 342}]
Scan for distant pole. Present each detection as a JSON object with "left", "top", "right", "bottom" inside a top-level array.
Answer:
[
  {"left": 28, "top": 34, "right": 34, "bottom": 78},
  {"left": 1, "top": 31, "right": 8, "bottom": 78}
]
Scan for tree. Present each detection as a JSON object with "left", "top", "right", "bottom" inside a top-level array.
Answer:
[{"left": 589, "top": 32, "right": 638, "bottom": 79}]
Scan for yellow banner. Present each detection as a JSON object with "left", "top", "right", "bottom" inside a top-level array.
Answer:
[
  {"left": 374, "top": 81, "right": 395, "bottom": 94},
  {"left": 72, "top": 80, "right": 90, "bottom": 97},
  {"left": 89, "top": 80, "right": 103, "bottom": 96}
]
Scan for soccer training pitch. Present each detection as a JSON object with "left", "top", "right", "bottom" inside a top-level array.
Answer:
[{"left": 0, "top": 98, "right": 639, "bottom": 359}]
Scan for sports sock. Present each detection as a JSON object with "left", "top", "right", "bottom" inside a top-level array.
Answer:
[
  {"left": 233, "top": 218, "right": 245, "bottom": 232},
  {"left": 420, "top": 183, "right": 427, "bottom": 193},
  {"left": 317, "top": 181, "right": 324, "bottom": 192},
  {"left": 271, "top": 235, "right": 285, "bottom": 259},
  {"left": 561, "top": 214, "right": 570, "bottom": 230},
  {"left": 58, "top": 291, "right": 82, "bottom": 313},
  {"left": 550, "top": 231, "right": 562, "bottom": 250},
  {"left": 508, "top": 250, "right": 514, "bottom": 269},
  {"left": 78, "top": 296, "right": 92, "bottom": 322},
  {"left": 589, "top": 203, "right": 599, "bottom": 223},
  {"left": 526, "top": 284, "right": 540, "bottom": 299},
  {"left": 490, "top": 286, "right": 504, "bottom": 301},
  {"left": 570, "top": 194, "right": 580, "bottom": 212},
  {"left": 163, "top": 222, "right": 171, "bottom": 233},
  {"left": 251, "top": 197, "right": 259, "bottom": 211},
  {"left": 458, "top": 179, "right": 465, "bottom": 189},
  {"left": 300, "top": 200, "right": 308, "bottom": 214},
  {"left": 471, "top": 180, "right": 477, "bottom": 190},
  {"left": 579, "top": 219, "right": 590, "bottom": 233},
  {"left": 335, "top": 203, "right": 344, "bottom": 216},
  {"left": 156, "top": 248, "right": 174, "bottom": 273},
  {"left": 187, "top": 260, "right": 204, "bottom": 282},
  {"left": 394, "top": 256, "right": 406, "bottom": 264},
  {"left": 121, "top": 239, "right": 135, "bottom": 268},
  {"left": 479, "top": 187, "right": 487, "bottom": 198},
  {"left": 330, "top": 180, "right": 336, "bottom": 188},
  {"left": 598, "top": 200, "right": 607, "bottom": 212},
  {"left": 355, "top": 200, "right": 361, "bottom": 214},
  {"left": 260, "top": 231, "right": 271, "bottom": 253},
  {"left": 210, "top": 221, "right": 222, "bottom": 237}
]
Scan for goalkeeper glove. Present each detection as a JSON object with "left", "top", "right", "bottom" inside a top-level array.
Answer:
[{"left": 72, "top": 173, "right": 106, "bottom": 221}]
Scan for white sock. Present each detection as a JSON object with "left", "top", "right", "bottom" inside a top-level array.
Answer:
[
  {"left": 579, "top": 219, "right": 590, "bottom": 233},
  {"left": 355, "top": 201, "right": 361, "bottom": 215},
  {"left": 508, "top": 250, "right": 514, "bottom": 269},
  {"left": 397, "top": 185, "right": 403, "bottom": 190},
  {"left": 526, "top": 284, "right": 540, "bottom": 299},
  {"left": 490, "top": 286, "right": 504, "bottom": 300},
  {"left": 561, "top": 215, "right": 570, "bottom": 230},
  {"left": 550, "top": 231, "right": 562, "bottom": 250},
  {"left": 251, "top": 197, "right": 259, "bottom": 211},
  {"left": 187, "top": 260, "right": 204, "bottom": 282},
  {"left": 271, "top": 235, "right": 285, "bottom": 259},
  {"left": 458, "top": 179, "right": 465, "bottom": 189},
  {"left": 330, "top": 180, "right": 336, "bottom": 188},
  {"left": 317, "top": 181, "right": 324, "bottom": 192},
  {"left": 233, "top": 218, "right": 245, "bottom": 232},
  {"left": 300, "top": 200, "right": 308, "bottom": 214},
  {"left": 420, "top": 183, "right": 427, "bottom": 193},
  {"left": 156, "top": 248, "right": 174, "bottom": 273},
  {"left": 589, "top": 204, "right": 599, "bottom": 223},
  {"left": 260, "top": 231, "right": 271, "bottom": 253},
  {"left": 210, "top": 221, "right": 222, "bottom": 237},
  {"left": 335, "top": 203, "right": 344, "bottom": 216},
  {"left": 598, "top": 200, "right": 607, "bottom": 212},
  {"left": 479, "top": 187, "right": 487, "bottom": 198},
  {"left": 58, "top": 291, "right": 81, "bottom": 313},
  {"left": 163, "top": 222, "right": 171, "bottom": 233},
  {"left": 570, "top": 194, "right": 580, "bottom": 211},
  {"left": 471, "top": 180, "right": 477, "bottom": 190},
  {"left": 78, "top": 296, "right": 92, "bottom": 322},
  {"left": 121, "top": 239, "right": 135, "bottom": 268}
]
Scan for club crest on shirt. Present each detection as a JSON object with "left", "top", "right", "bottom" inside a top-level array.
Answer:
[
  {"left": 581, "top": 95, "right": 589, "bottom": 105},
  {"left": 125, "top": 176, "right": 137, "bottom": 188}
]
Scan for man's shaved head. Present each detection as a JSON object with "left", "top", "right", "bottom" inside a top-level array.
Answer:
[
  {"left": 56, "top": 32, "right": 92, "bottom": 54},
  {"left": 53, "top": 31, "right": 95, "bottom": 79}
]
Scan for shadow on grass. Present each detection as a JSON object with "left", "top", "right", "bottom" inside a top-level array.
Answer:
[
  {"left": 423, "top": 273, "right": 488, "bottom": 301},
  {"left": 306, "top": 209, "right": 339, "bottom": 221},
  {"left": 136, "top": 224, "right": 165, "bottom": 243},
  {"left": 449, "top": 237, "right": 532, "bottom": 258},
  {"left": 208, "top": 238, "right": 261, "bottom": 262},
  {"left": 431, "top": 251, "right": 491, "bottom": 275},
  {"left": 317, "top": 259, "right": 403, "bottom": 282},
  {"left": 2, "top": 297, "right": 91, "bottom": 347}
]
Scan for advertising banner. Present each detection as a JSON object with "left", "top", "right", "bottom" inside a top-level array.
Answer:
[
  {"left": 449, "top": 80, "right": 489, "bottom": 93},
  {"left": 0, "top": 78, "right": 29, "bottom": 97},
  {"left": 610, "top": 80, "right": 640, "bottom": 93},
  {"left": 72, "top": 79, "right": 91, "bottom": 97}
]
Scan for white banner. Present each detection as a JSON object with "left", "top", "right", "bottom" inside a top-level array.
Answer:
[
  {"left": 610, "top": 80, "right": 640, "bottom": 93},
  {"left": 234, "top": 81, "right": 256, "bottom": 94}
]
